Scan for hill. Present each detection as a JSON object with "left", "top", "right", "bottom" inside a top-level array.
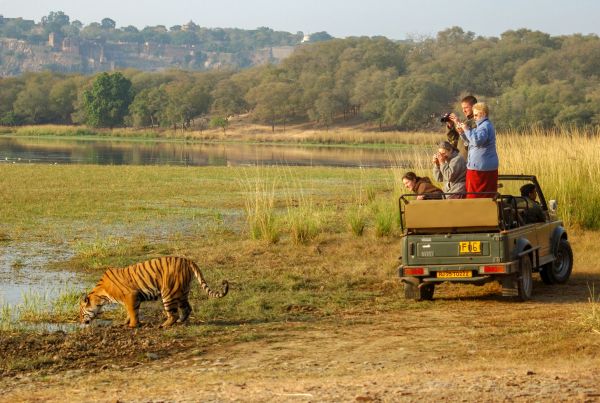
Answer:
[{"left": 0, "top": 12, "right": 333, "bottom": 75}]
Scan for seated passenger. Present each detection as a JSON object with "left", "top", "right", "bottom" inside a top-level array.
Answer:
[
  {"left": 519, "top": 184, "right": 546, "bottom": 223},
  {"left": 402, "top": 171, "right": 443, "bottom": 200},
  {"left": 432, "top": 141, "right": 467, "bottom": 199}
]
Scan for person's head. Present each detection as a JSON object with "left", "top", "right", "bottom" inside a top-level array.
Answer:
[
  {"left": 461, "top": 95, "right": 478, "bottom": 118},
  {"left": 472, "top": 102, "right": 489, "bottom": 121},
  {"left": 437, "top": 141, "right": 454, "bottom": 158},
  {"left": 402, "top": 172, "right": 420, "bottom": 192},
  {"left": 520, "top": 184, "right": 537, "bottom": 200}
]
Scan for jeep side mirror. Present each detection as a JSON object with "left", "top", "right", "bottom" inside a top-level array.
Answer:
[{"left": 548, "top": 200, "right": 558, "bottom": 212}]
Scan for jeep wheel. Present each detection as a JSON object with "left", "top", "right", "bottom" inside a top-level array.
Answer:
[
  {"left": 547, "top": 239, "right": 573, "bottom": 284},
  {"left": 403, "top": 281, "right": 434, "bottom": 301},
  {"left": 517, "top": 256, "right": 533, "bottom": 301}
]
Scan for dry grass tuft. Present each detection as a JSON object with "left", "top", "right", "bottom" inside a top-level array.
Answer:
[{"left": 580, "top": 284, "right": 600, "bottom": 334}]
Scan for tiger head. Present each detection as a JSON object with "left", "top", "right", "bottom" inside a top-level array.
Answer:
[{"left": 79, "top": 292, "right": 105, "bottom": 325}]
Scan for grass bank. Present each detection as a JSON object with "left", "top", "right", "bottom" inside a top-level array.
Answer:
[{"left": 0, "top": 123, "right": 439, "bottom": 148}]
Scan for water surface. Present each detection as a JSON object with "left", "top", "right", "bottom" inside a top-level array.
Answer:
[{"left": 0, "top": 136, "right": 414, "bottom": 168}]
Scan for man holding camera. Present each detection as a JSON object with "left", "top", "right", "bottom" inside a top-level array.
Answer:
[
  {"left": 443, "top": 95, "right": 478, "bottom": 161},
  {"left": 432, "top": 141, "right": 467, "bottom": 199}
]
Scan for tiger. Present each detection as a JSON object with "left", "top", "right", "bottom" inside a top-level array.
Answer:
[{"left": 80, "top": 256, "right": 229, "bottom": 328}]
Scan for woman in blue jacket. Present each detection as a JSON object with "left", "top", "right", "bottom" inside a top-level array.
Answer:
[{"left": 451, "top": 102, "right": 498, "bottom": 198}]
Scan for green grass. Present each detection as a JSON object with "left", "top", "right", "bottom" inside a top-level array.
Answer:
[
  {"left": 347, "top": 206, "right": 367, "bottom": 237},
  {"left": 0, "top": 288, "right": 83, "bottom": 326}
]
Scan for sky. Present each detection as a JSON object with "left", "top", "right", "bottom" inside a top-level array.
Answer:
[{"left": 0, "top": 0, "right": 599, "bottom": 40}]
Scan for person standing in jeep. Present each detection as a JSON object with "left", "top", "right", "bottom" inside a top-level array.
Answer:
[
  {"left": 446, "top": 95, "right": 478, "bottom": 161},
  {"left": 451, "top": 102, "right": 499, "bottom": 199}
]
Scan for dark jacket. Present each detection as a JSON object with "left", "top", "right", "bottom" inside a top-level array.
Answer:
[
  {"left": 446, "top": 116, "right": 475, "bottom": 161},
  {"left": 414, "top": 177, "right": 444, "bottom": 199},
  {"left": 522, "top": 198, "right": 546, "bottom": 224}
]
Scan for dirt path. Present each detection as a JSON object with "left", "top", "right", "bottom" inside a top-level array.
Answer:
[{"left": 3, "top": 274, "right": 600, "bottom": 402}]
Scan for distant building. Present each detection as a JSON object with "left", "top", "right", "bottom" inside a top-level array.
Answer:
[
  {"left": 61, "top": 37, "right": 79, "bottom": 54},
  {"left": 48, "top": 32, "right": 63, "bottom": 50},
  {"left": 301, "top": 34, "right": 311, "bottom": 43},
  {"left": 182, "top": 21, "right": 198, "bottom": 32}
]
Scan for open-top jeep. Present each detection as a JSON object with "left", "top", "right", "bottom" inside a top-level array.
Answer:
[{"left": 398, "top": 175, "right": 573, "bottom": 301}]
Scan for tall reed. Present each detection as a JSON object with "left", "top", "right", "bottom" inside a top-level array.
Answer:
[
  {"left": 239, "top": 168, "right": 280, "bottom": 243},
  {"left": 282, "top": 167, "right": 322, "bottom": 245},
  {"left": 499, "top": 129, "right": 600, "bottom": 229}
]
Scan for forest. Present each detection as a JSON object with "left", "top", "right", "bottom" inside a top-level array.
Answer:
[
  {"left": 0, "top": 11, "right": 330, "bottom": 52},
  {"left": 1, "top": 26, "right": 599, "bottom": 130}
]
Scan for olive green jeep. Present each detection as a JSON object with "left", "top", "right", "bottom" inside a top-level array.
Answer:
[{"left": 398, "top": 175, "right": 573, "bottom": 301}]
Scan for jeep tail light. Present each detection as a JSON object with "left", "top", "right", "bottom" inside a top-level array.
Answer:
[
  {"left": 404, "top": 267, "right": 425, "bottom": 276},
  {"left": 482, "top": 265, "right": 506, "bottom": 273}
]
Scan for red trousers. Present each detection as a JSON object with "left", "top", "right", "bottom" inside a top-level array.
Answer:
[{"left": 466, "top": 169, "right": 498, "bottom": 198}]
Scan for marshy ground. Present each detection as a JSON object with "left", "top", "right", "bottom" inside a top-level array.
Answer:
[{"left": 1, "top": 157, "right": 600, "bottom": 401}]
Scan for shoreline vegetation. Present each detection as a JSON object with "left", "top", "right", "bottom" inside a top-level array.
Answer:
[
  {"left": 3, "top": 122, "right": 600, "bottom": 148},
  {"left": 0, "top": 123, "right": 437, "bottom": 148}
]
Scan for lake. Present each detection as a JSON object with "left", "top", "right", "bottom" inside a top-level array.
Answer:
[{"left": 0, "top": 136, "right": 416, "bottom": 168}]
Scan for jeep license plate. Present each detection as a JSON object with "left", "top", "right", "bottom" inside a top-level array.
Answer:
[
  {"left": 459, "top": 241, "right": 482, "bottom": 255},
  {"left": 437, "top": 270, "right": 473, "bottom": 278}
]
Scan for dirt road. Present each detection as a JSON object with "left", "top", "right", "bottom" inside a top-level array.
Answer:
[{"left": 2, "top": 271, "right": 600, "bottom": 402}]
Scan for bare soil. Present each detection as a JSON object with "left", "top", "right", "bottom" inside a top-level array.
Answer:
[{"left": 2, "top": 268, "right": 600, "bottom": 402}]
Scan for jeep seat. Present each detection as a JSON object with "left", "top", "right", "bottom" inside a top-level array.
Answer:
[{"left": 404, "top": 198, "right": 500, "bottom": 233}]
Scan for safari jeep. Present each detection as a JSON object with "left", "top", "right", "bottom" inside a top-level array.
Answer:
[{"left": 398, "top": 175, "right": 573, "bottom": 301}]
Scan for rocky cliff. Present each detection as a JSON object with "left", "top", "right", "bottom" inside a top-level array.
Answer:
[{"left": 0, "top": 36, "right": 296, "bottom": 76}]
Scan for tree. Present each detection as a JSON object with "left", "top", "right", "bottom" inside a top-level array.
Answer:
[
  {"left": 101, "top": 18, "right": 116, "bottom": 30},
  {"left": 160, "top": 78, "right": 213, "bottom": 129},
  {"left": 352, "top": 67, "right": 398, "bottom": 130},
  {"left": 309, "top": 92, "right": 340, "bottom": 129},
  {"left": 211, "top": 78, "right": 247, "bottom": 116},
  {"left": 13, "top": 72, "right": 58, "bottom": 124},
  {"left": 0, "top": 77, "right": 24, "bottom": 119},
  {"left": 41, "top": 11, "right": 70, "bottom": 35},
  {"left": 210, "top": 116, "right": 229, "bottom": 134},
  {"left": 49, "top": 77, "right": 80, "bottom": 123},
  {"left": 128, "top": 87, "right": 167, "bottom": 127},
  {"left": 82, "top": 72, "right": 133, "bottom": 128},
  {"left": 385, "top": 76, "right": 452, "bottom": 130},
  {"left": 246, "top": 80, "right": 295, "bottom": 132},
  {"left": 306, "top": 31, "right": 333, "bottom": 43}
]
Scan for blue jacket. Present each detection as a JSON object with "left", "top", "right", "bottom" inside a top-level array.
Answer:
[{"left": 460, "top": 117, "right": 499, "bottom": 171}]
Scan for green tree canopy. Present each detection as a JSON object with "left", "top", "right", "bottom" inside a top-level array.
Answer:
[{"left": 82, "top": 72, "right": 133, "bottom": 128}]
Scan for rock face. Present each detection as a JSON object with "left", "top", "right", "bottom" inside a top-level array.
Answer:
[{"left": 0, "top": 36, "right": 297, "bottom": 76}]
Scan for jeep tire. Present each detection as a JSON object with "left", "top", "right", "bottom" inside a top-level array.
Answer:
[
  {"left": 546, "top": 239, "right": 573, "bottom": 284},
  {"left": 517, "top": 256, "right": 533, "bottom": 301}
]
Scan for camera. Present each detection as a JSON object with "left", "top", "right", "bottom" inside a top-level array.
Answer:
[{"left": 440, "top": 113, "right": 452, "bottom": 123}]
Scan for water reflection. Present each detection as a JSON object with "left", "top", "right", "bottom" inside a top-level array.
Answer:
[{"left": 0, "top": 137, "right": 412, "bottom": 168}]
